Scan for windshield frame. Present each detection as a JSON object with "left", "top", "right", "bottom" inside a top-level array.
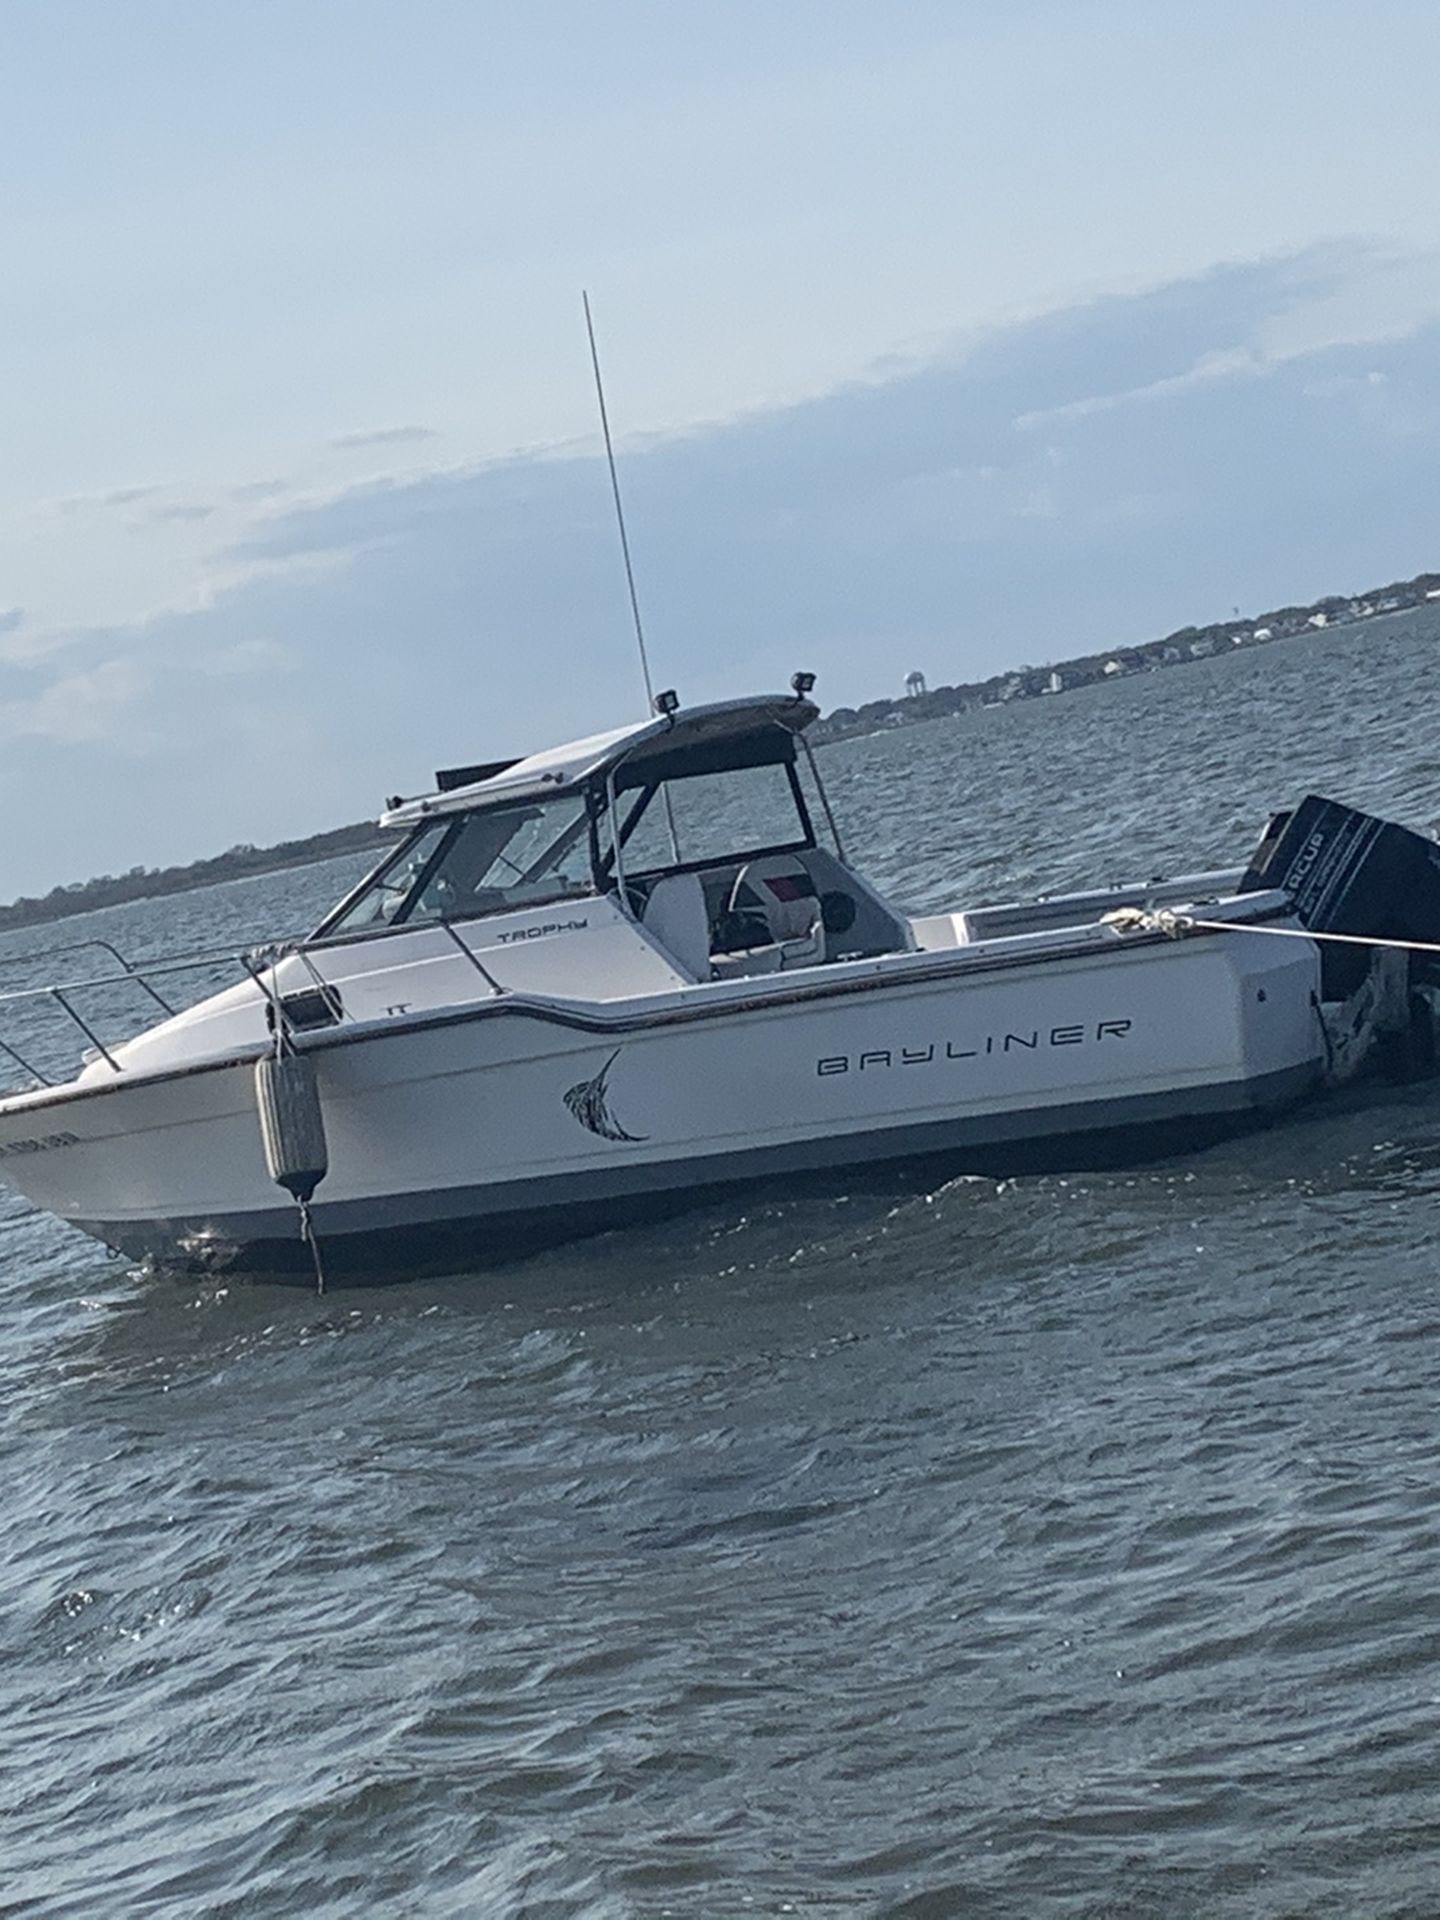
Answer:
[
  {"left": 309, "top": 718, "right": 845, "bottom": 942},
  {"left": 310, "top": 788, "right": 607, "bottom": 941}
]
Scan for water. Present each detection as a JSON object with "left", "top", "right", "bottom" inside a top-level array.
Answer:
[{"left": 6, "top": 611, "right": 1440, "bottom": 1917}]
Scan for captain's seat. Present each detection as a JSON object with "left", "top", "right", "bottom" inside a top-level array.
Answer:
[{"left": 639, "top": 872, "right": 712, "bottom": 981}]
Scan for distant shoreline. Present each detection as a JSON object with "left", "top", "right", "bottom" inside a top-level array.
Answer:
[
  {"left": 809, "top": 568, "right": 1440, "bottom": 744},
  {"left": 5, "top": 565, "right": 1435, "bottom": 932},
  {"left": 0, "top": 822, "right": 387, "bottom": 938}
]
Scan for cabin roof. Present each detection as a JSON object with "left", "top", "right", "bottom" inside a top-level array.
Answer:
[{"left": 379, "top": 694, "right": 819, "bottom": 826}]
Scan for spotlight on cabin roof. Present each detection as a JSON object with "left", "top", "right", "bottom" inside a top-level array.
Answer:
[
  {"left": 652, "top": 688, "right": 680, "bottom": 719},
  {"left": 791, "top": 670, "right": 816, "bottom": 698}
]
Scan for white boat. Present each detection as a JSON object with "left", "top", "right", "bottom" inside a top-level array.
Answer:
[{"left": 0, "top": 683, "right": 1413, "bottom": 1277}]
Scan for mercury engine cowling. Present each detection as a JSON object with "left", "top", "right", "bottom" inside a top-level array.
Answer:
[{"left": 1240, "top": 793, "right": 1440, "bottom": 997}]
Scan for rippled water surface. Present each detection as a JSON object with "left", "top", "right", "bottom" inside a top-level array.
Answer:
[{"left": 7, "top": 613, "right": 1440, "bottom": 1917}]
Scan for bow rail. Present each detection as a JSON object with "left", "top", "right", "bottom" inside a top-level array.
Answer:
[{"left": 0, "top": 937, "right": 322, "bottom": 1090}]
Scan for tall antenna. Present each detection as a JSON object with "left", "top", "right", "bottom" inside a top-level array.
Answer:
[{"left": 583, "top": 290, "right": 656, "bottom": 712}]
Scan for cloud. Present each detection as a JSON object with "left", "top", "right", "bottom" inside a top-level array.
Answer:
[
  {"left": 222, "top": 243, "right": 1440, "bottom": 678},
  {"left": 1013, "top": 346, "right": 1267, "bottom": 433},
  {"left": 328, "top": 425, "right": 440, "bottom": 452},
  {"left": 49, "top": 482, "right": 166, "bottom": 516},
  {"left": 8, "top": 239, "right": 1440, "bottom": 895},
  {"left": 42, "top": 482, "right": 221, "bottom": 525},
  {"left": 0, "top": 608, "right": 22, "bottom": 636},
  {"left": 229, "top": 477, "right": 291, "bottom": 503},
  {"left": 0, "top": 657, "right": 148, "bottom": 745},
  {"left": 142, "top": 500, "right": 215, "bottom": 524},
  {"left": 195, "top": 246, "right": 1437, "bottom": 732},
  {"left": 1303, "top": 369, "right": 1387, "bottom": 399},
  {"left": 200, "top": 637, "right": 293, "bottom": 676}
]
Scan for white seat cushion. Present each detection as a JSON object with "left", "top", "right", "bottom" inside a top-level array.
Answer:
[{"left": 640, "top": 873, "right": 711, "bottom": 981}]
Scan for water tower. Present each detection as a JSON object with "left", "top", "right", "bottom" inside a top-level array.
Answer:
[{"left": 905, "top": 670, "right": 927, "bottom": 698}]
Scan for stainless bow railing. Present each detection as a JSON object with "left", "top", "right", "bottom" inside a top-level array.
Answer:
[
  {"left": 0, "top": 921, "right": 508, "bottom": 1094},
  {"left": 0, "top": 938, "right": 310, "bottom": 1089}
]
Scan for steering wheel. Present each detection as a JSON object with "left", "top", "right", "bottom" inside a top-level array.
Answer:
[
  {"left": 725, "top": 862, "right": 759, "bottom": 918},
  {"left": 726, "top": 858, "right": 814, "bottom": 919}
]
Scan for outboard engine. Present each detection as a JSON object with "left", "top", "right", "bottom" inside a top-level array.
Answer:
[{"left": 1241, "top": 794, "right": 1440, "bottom": 998}]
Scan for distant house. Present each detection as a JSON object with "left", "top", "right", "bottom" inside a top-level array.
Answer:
[
  {"left": 1252, "top": 626, "right": 1273, "bottom": 641},
  {"left": 1308, "top": 613, "right": 1329, "bottom": 628},
  {"left": 1044, "top": 670, "right": 1065, "bottom": 694},
  {"left": 1102, "top": 659, "right": 1125, "bottom": 676}
]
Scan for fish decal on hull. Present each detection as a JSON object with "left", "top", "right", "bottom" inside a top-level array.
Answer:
[{"left": 563, "top": 1049, "right": 648, "bottom": 1143}]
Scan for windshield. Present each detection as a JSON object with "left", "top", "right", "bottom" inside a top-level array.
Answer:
[{"left": 318, "top": 794, "right": 596, "bottom": 935}]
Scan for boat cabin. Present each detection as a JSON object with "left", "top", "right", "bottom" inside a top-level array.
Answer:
[{"left": 315, "top": 692, "right": 912, "bottom": 982}]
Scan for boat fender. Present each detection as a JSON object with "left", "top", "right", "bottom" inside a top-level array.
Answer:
[
  {"left": 255, "top": 1049, "right": 330, "bottom": 1292},
  {"left": 255, "top": 1051, "right": 329, "bottom": 1206}
]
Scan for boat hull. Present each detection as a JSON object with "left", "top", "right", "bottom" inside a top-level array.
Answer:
[
  {"left": 73, "top": 1061, "right": 1313, "bottom": 1277},
  {"left": 0, "top": 927, "right": 1323, "bottom": 1277}
]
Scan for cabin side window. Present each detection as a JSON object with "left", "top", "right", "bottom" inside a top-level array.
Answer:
[{"left": 615, "top": 762, "right": 813, "bottom": 879}]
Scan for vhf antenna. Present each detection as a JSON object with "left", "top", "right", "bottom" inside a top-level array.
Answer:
[{"left": 583, "top": 290, "right": 657, "bottom": 714}]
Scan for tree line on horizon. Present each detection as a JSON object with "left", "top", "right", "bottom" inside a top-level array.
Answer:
[{"left": 0, "top": 821, "right": 387, "bottom": 936}]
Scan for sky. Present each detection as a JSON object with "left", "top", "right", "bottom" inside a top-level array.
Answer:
[{"left": 5, "top": 0, "right": 1440, "bottom": 896}]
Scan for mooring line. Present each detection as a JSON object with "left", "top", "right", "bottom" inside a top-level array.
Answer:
[{"left": 1103, "top": 908, "right": 1440, "bottom": 960}]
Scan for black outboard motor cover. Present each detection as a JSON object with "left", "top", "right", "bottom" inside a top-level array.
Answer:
[{"left": 1240, "top": 794, "right": 1440, "bottom": 996}]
